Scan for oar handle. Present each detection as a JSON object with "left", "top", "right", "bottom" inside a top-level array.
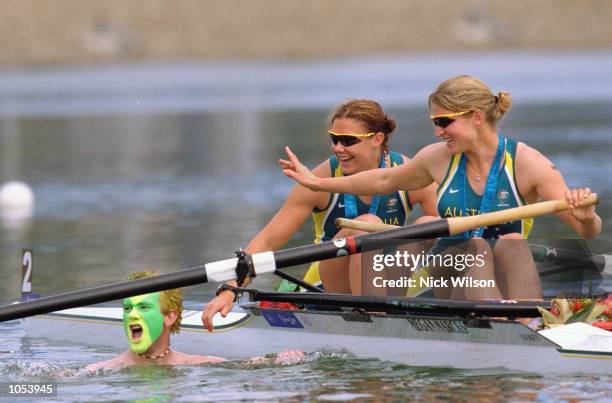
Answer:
[
  {"left": 336, "top": 193, "right": 599, "bottom": 236},
  {"left": 448, "top": 193, "right": 598, "bottom": 236},
  {"left": 336, "top": 218, "right": 397, "bottom": 232}
]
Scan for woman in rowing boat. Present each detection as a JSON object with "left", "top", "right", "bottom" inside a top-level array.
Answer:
[
  {"left": 202, "top": 99, "right": 438, "bottom": 331},
  {"left": 280, "top": 76, "right": 602, "bottom": 300}
]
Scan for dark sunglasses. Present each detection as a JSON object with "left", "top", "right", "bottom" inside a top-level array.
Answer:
[
  {"left": 328, "top": 131, "right": 376, "bottom": 147},
  {"left": 430, "top": 110, "right": 472, "bottom": 128}
]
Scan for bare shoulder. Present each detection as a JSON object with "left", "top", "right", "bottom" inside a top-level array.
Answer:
[
  {"left": 414, "top": 142, "right": 451, "bottom": 163},
  {"left": 514, "top": 141, "right": 557, "bottom": 171},
  {"left": 513, "top": 141, "right": 562, "bottom": 200},
  {"left": 85, "top": 351, "right": 131, "bottom": 372},
  {"left": 172, "top": 351, "right": 226, "bottom": 365},
  {"left": 413, "top": 142, "right": 452, "bottom": 182}
]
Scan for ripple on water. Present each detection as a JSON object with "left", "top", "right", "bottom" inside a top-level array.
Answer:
[{"left": 0, "top": 326, "right": 611, "bottom": 403}]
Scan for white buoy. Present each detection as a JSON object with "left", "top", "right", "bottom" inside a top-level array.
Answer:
[{"left": 0, "top": 181, "right": 35, "bottom": 227}]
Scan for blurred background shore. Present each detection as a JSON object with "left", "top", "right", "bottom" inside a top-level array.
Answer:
[{"left": 3, "top": 0, "right": 612, "bottom": 67}]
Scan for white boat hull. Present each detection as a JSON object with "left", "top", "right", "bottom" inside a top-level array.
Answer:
[{"left": 22, "top": 304, "right": 611, "bottom": 375}]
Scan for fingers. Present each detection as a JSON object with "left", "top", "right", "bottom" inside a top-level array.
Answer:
[
  {"left": 278, "top": 158, "right": 293, "bottom": 169},
  {"left": 284, "top": 146, "right": 295, "bottom": 160},
  {"left": 201, "top": 307, "right": 213, "bottom": 332},
  {"left": 220, "top": 303, "right": 231, "bottom": 317},
  {"left": 283, "top": 169, "right": 298, "bottom": 180},
  {"left": 565, "top": 187, "right": 596, "bottom": 219}
]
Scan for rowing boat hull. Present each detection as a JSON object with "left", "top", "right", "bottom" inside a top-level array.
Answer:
[{"left": 22, "top": 304, "right": 611, "bottom": 375}]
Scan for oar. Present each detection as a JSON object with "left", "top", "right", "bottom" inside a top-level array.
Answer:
[
  {"left": 336, "top": 194, "right": 605, "bottom": 279},
  {"left": 0, "top": 194, "right": 598, "bottom": 322},
  {"left": 336, "top": 193, "right": 599, "bottom": 236}
]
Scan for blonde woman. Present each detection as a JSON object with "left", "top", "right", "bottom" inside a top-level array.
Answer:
[{"left": 281, "top": 76, "right": 601, "bottom": 300}]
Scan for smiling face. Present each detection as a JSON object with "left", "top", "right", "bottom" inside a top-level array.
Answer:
[
  {"left": 429, "top": 104, "right": 478, "bottom": 154},
  {"left": 329, "top": 117, "right": 384, "bottom": 175},
  {"left": 122, "top": 292, "right": 164, "bottom": 354}
]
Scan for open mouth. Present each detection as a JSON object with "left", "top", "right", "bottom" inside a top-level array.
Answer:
[
  {"left": 337, "top": 155, "right": 354, "bottom": 162},
  {"left": 130, "top": 325, "right": 143, "bottom": 341}
]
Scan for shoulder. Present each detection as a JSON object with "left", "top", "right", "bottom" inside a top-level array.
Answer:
[
  {"left": 414, "top": 142, "right": 450, "bottom": 162},
  {"left": 514, "top": 141, "right": 554, "bottom": 169},
  {"left": 173, "top": 351, "right": 226, "bottom": 365},
  {"left": 412, "top": 142, "right": 453, "bottom": 181},
  {"left": 85, "top": 352, "right": 132, "bottom": 372}
]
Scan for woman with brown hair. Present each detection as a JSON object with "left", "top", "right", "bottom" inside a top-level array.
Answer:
[
  {"left": 280, "top": 76, "right": 601, "bottom": 300},
  {"left": 202, "top": 99, "right": 438, "bottom": 331}
]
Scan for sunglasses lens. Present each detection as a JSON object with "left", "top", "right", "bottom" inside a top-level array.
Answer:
[
  {"left": 432, "top": 117, "right": 454, "bottom": 128},
  {"left": 330, "top": 135, "right": 361, "bottom": 147}
]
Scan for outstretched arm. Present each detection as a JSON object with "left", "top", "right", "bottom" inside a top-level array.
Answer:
[{"left": 280, "top": 146, "right": 434, "bottom": 195}]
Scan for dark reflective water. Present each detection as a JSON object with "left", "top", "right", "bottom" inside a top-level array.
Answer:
[
  {"left": 1, "top": 56, "right": 611, "bottom": 401},
  {"left": 1, "top": 103, "right": 611, "bottom": 301}
]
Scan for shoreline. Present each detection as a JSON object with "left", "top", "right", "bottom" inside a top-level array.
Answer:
[{"left": 2, "top": 0, "right": 612, "bottom": 67}]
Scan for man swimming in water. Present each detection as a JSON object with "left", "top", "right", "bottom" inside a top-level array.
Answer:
[{"left": 86, "top": 271, "right": 301, "bottom": 371}]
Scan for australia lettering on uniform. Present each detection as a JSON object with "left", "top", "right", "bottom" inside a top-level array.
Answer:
[
  {"left": 444, "top": 207, "right": 479, "bottom": 218},
  {"left": 383, "top": 217, "right": 400, "bottom": 226}
]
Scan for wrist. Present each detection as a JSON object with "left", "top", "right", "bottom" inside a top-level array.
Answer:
[{"left": 215, "top": 283, "right": 242, "bottom": 303}]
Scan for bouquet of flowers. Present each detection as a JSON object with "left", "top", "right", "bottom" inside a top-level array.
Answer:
[{"left": 537, "top": 294, "right": 611, "bottom": 331}]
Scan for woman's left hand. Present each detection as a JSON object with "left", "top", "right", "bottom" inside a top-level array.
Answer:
[{"left": 565, "top": 187, "right": 596, "bottom": 222}]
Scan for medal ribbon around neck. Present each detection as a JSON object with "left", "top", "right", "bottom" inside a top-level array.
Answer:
[
  {"left": 457, "top": 135, "right": 506, "bottom": 239},
  {"left": 343, "top": 153, "right": 386, "bottom": 219}
]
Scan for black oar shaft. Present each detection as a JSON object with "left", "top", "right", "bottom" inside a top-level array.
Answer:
[
  {"left": 0, "top": 266, "right": 208, "bottom": 322},
  {"left": 0, "top": 220, "right": 451, "bottom": 323},
  {"left": 273, "top": 219, "right": 450, "bottom": 268}
]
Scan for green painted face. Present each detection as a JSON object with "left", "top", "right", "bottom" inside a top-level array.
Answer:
[{"left": 122, "top": 292, "right": 164, "bottom": 354}]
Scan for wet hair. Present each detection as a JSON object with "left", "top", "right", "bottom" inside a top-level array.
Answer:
[
  {"left": 127, "top": 271, "right": 183, "bottom": 334},
  {"left": 428, "top": 75, "right": 512, "bottom": 127},
  {"left": 329, "top": 99, "right": 397, "bottom": 152}
]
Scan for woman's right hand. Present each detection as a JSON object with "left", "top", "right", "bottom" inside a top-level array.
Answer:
[
  {"left": 279, "top": 146, "right": 322, "bottom": 191},
  {"left": 201, "top": 291, "right": 234, "bottom": 332}
]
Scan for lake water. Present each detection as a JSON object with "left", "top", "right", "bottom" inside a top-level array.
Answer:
[{"left": 1, "top": 52, "right": 611, "bottom": 401}]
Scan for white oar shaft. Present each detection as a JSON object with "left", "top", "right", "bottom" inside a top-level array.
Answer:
[
  {"left": 336, "top": 218, "right": 396, "bottom": 232},
  {"left": 336, "top": 194, "right": 598, "bottom": 236},
  {"left": 448, "top": 193, "right": 597, "bottom": 235}
]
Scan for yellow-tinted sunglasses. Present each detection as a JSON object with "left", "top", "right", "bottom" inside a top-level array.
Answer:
[
  {"left": 430, "top": 110, "right": 472, "bottom": 128},
  {"left": 328, "top": 131, "right": 376, "bottom": 147}
]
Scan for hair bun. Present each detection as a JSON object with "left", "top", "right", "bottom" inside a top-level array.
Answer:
[
  {"left": 496, "top": 91, "right": 512, "bottom": 115},
  {"left": 384, "top": 115, "right": 397, "bottom": 134}
]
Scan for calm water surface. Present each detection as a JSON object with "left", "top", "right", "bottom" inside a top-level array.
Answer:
[{"left": 1, "top": 54, "right": 611, "bottom": 401}]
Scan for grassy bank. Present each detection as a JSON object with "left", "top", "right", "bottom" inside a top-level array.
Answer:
[{"left": 2, "top": 0, "right": 612, "bottom": 67}]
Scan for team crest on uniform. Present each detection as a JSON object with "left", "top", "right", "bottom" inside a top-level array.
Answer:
[
  {"left": 497, "top": 190, "right": 510, "bottom": 207},
  {"left": 386, "top": 197, "right": 398, "bottom": 213}
]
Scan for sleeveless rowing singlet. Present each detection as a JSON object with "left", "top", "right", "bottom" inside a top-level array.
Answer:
[
  {"left": 302, "top": 151, "right": 412, "bottom": 286},
  {"left": 436, "top": 138, "right": 532, "bottom": 239}
]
